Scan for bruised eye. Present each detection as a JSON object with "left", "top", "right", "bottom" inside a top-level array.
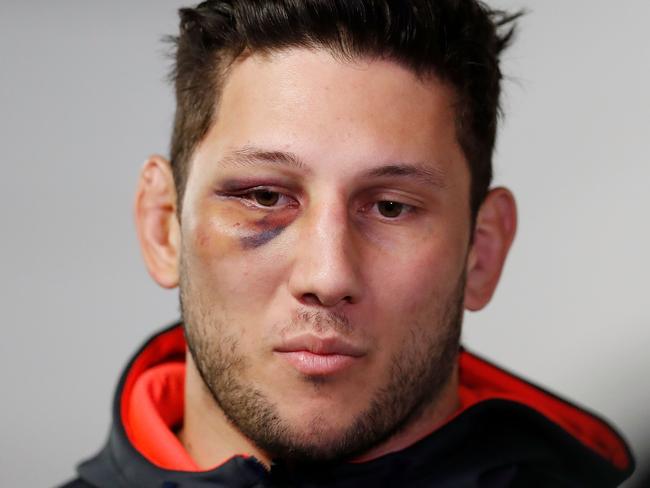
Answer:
[
  {"left": 377, "top": 201, "right": 406, "bottom": 218},
  {"left": 252, "top": 190, "right": 280, "bottom": 206}
]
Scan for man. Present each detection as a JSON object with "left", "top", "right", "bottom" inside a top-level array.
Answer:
[{"left": 63, "top": 1, "right": 634, "bottom": 486}]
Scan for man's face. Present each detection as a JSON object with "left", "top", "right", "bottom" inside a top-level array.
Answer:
[{"left": 179, "top": 48, "right": 473, "bottom": 462}]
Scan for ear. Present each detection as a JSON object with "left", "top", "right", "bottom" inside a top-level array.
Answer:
[
  {"left": 134, "top": 155, "right": 180, "bottom": 289},
  {"left": 464, "top": 187, "right": 517, "bottom": 311}
]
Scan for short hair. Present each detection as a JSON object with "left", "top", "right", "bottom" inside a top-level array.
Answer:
[{"left": 168, "top": 0, "right": 520, "bottom": 219}]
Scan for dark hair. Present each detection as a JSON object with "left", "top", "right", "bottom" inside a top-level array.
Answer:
[{"left": 168, "top": 0, "right": 520, "bottom": 219}]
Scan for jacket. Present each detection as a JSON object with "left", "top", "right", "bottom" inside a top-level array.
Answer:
[{"left": 60, "top": 322, "right": 635, "bottom": 487}]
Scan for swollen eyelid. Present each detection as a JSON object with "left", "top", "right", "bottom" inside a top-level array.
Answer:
[{"left": 240, "top": 189, "right": 296, "bottom": 208}]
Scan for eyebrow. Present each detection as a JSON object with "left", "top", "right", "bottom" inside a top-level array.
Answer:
[
  {"left": 361, "top": 163, "right": 447, "bottom": 190},
  {"left": 218, "top": 146, "right": 307, "bottom": 170}
]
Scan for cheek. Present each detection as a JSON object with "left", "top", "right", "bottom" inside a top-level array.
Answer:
[
  {"left": 188, "top": 216, "right": 243, "bottom": 278},
  {"left": 184, "top": 206, "right": 293, "bottom": 302},
  {"left": 368, "top": 239, "right": 465, "bottom": 322}
]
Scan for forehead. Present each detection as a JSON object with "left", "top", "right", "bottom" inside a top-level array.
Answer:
[{"left": 191, "top": 47, "right": 466, "bottom": 185}]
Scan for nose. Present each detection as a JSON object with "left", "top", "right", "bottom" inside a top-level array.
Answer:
[{"left": 287, "top": 200, "right": 362, "bottom": 308}]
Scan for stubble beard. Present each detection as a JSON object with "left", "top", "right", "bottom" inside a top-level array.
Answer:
[{"left": 180, "top": 265, "right": 465, "bottom": 465}]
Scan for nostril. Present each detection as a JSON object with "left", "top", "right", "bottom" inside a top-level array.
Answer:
[
  {"left": 300, "top": 293, "right": 354, "bottom": 307},
  {"left": 301, "top": 293, "right": 322, "bottom": 306}
]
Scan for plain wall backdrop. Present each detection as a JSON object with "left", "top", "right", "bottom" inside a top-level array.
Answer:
[{"left": 1, "top": 1, "right": 648, "bottom": 486}]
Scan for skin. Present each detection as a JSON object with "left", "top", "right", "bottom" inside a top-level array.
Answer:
[{"left": 134, "top": 48, "right": 517, "bottom": 469}]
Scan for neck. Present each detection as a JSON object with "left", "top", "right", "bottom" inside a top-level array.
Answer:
[
  {"left": 179, "top": 353, "right": 271, "bottom": 468},
  {"left": 179, "top": 353, "right": 460, "bottom": 469}
]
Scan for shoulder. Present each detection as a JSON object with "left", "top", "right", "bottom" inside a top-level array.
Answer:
[{"left": 56, "top": 479, "right": 96, "bottom": 488}]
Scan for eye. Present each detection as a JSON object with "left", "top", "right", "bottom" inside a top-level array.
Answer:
[
  {"left": 251, "top": 189, "right": 280, "bottom": 207},
  {"left": 376, "top": 201, "right": 408, "bottom": 218},
  {"left": 215, "top": 183, "right": 297, "bottom": 210}
]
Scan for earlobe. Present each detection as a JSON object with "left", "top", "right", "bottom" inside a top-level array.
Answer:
[
  {"left": 134, "top": 155, "right": 181, "bottom": 289},
  {"left": 464, "top": 187, "right": 517, "bottom": 311}
]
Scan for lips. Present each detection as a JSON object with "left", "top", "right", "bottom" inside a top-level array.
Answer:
[
  {"left": 274, "top": 334, "right": 365, "bottom": 376},
  {"left": 275, "top": 334, "right": 365, "bottom": 356}
]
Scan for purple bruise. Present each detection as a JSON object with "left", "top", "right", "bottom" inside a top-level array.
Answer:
[{"left": 240, "top": 226, "right": 286, "bottom": 249}]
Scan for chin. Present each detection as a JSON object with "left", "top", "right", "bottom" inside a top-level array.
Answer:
[
  {"left": 266, "top": 426, "right": 363, "bottom": 463},
  {"left": 263, "top": 403, "right": 394, "bottom": 464}
]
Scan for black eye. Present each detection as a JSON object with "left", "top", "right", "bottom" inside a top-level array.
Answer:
[
  {"left": 252, "top": 190, "right": 280, "bottom": 206},
  {"left": 377, "top": 201, "right": 404, "bottom": 218}
]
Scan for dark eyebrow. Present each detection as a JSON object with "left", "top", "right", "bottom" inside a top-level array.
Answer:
[
  {"left": 361, "top": 163, "right": 447, "bottom": 190},
  {"left": 219, "top": 145, "right": 307, "bottom": 170}
]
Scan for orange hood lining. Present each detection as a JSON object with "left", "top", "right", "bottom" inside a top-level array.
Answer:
[{"left": 119, "top": 325, "right": 631, "bottom": 472}]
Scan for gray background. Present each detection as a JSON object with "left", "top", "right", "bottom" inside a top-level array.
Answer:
[{"left": 1, "top": 1, "right": 648, "bottom": 486}]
